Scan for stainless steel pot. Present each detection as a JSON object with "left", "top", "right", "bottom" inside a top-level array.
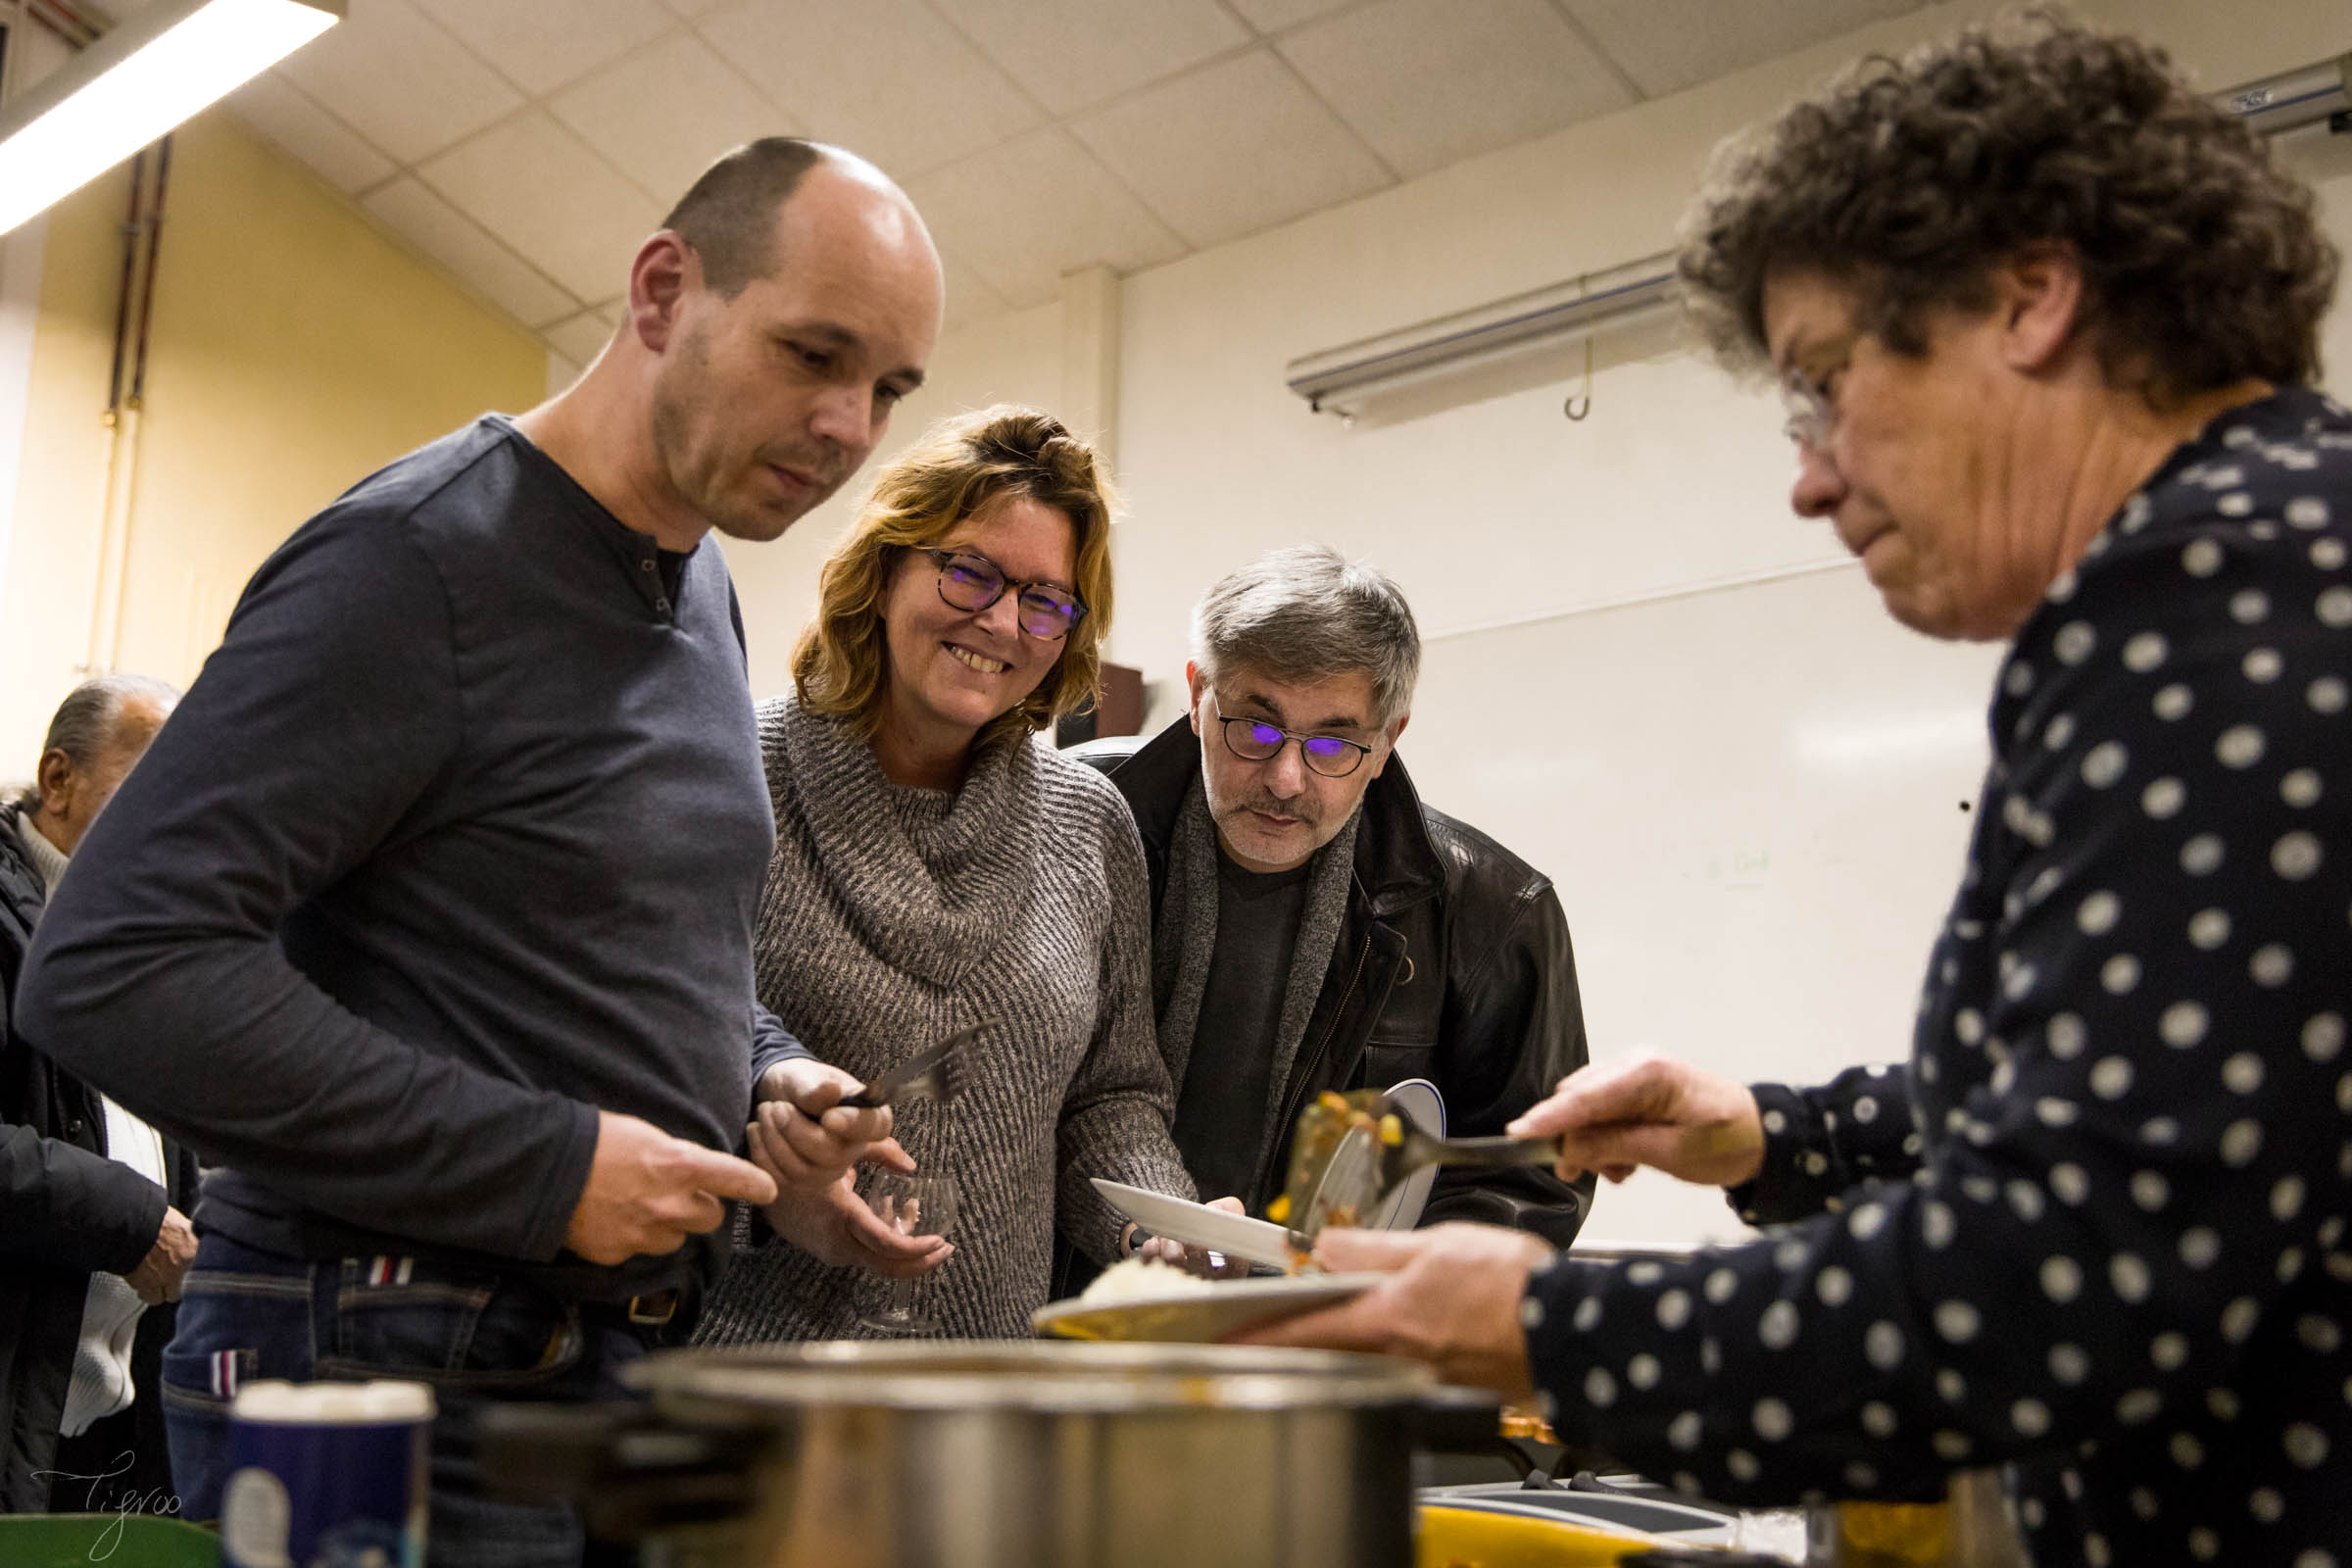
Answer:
[{"left": 484, "top": 1341, "right": 1490, "bottom": 1568}]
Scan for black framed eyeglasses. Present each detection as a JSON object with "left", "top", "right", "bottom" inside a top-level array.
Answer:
[
  {"left": 1210, "top": 696, "right": 1375, "bottom": 779},
  {"left": 923, "top": 548, "right": 1088, "bottom": 641}
]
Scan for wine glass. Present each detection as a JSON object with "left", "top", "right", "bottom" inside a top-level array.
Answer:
[{"left": 858, "top": 1170, "right": 957, "bottom": 1335}]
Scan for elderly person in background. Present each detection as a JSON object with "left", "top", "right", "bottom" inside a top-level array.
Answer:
[
  {"left": 1060, "top": 547, "right": 1592, "bottom": 1299},
  {"left": 1250, "top": 16, "right": 2350, "bottom": 1565},
  {"left": 697, "top": 406, "right": 1218, "bottom": 1344},
  {"left": 3, "top": 675, "right": 190, "bottom": 1514}
]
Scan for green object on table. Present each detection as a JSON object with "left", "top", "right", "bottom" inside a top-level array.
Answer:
[{"left": 0, "top": 1514, "right": 220, "bottom": 1567}]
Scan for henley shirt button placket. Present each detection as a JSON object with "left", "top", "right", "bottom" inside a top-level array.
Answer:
[{"left": 636, "top": 555, "right": 670, "bottom": 617}]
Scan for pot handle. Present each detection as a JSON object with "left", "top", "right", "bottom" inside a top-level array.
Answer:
[{"left": 477, "top": 1398, "right": 771, "bottom": 1540}]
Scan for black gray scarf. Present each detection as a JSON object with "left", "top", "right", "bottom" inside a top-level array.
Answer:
[{"left": 1151, "top": 779, "right": 1360, "bottom": 1199}]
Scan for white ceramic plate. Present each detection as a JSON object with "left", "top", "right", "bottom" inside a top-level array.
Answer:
[
  {"left": 1369, "top": 1078, "right": 1445, "bottom": 1230},
  {"left": 1090, "top": 1180, "right": 1296, "bottom": 1269},
  {"left": 1031, "top": 1272, "right": 1387, "bottom": 1343}
]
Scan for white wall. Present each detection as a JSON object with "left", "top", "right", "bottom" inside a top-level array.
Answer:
[{"left": 721, "top": 0, "right": 2352, "bottom": 1244}]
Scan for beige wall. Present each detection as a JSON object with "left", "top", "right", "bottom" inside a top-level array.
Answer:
[{"left": 0, "top": 108, "right": 547, "bottom": 769}]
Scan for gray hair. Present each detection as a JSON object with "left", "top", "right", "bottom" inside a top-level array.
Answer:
[
  {"left": 1190, "top": 546, "right": 1421, "bottom": 726},
  {"left": 12, "top": 672, "right": 180, "bottom": 811}
]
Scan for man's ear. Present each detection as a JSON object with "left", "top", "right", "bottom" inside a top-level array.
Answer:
[
  {"left": 1185, "top": 662, "right": 1207, "bottom": 735},
  {"left": 1996, "top": 243, "right": 2085, "bottom": 374},
  {"left": 33, "top": 749, "right": 72, "bottom": 813},
  {"left": 1365, "top": 711, "right": 1408, "bottom": 781},
  {"left": 627, "top": 232, "right": 697, "bottom": 353}
]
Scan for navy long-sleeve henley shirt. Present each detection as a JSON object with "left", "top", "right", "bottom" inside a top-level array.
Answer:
[{"left": 16, "top": 416, "right": 808, "bottom": 1298}]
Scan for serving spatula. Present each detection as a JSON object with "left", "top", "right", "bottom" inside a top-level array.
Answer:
[{"left": 1272, "top": 1088, "right": 1760, "bottom": 1248}]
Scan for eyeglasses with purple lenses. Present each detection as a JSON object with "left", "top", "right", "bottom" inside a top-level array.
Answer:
[
  {"left": 1211, "top": 698, "right": 1374, "bottom": 779},
  {"left": 925, "top": 549, "right": 1087, "bottom": 641}
]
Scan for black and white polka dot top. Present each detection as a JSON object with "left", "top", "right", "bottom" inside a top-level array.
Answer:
[{"left": 1523, "top": 386, "right": 2352, "bottom": 1568}]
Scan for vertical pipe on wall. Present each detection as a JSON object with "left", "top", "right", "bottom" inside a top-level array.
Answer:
[
  {"left": 85, "top": 146, "right": 146, "bottom": 675},
  {"left": 88, "top": 134, "right": 168, "bottom": 676}
]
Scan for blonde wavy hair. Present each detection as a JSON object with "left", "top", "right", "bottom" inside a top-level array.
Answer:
[{"left": 792, "top": 405, "right": 1118, "bottom": 752}]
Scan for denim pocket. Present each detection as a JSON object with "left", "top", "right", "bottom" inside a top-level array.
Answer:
[
  {"left": 319, "top": 1261, "right": 583, "bottom": 1389},
  {"left": 162, "top": 1242, "right": 318, "bottom": 1409}
]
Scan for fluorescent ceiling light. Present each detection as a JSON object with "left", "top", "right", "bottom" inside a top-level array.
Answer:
[{"left": 0, "top": 0, "right": 343, "bottom": 236}]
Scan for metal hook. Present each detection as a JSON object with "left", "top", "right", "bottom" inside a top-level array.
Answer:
[{"left": 1563, "top": 335, "right": 1593, "bottom": 420}]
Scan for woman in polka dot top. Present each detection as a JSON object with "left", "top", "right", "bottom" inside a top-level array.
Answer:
[{"left": 1246, "top": 16, "right": 2349, "bottom": 1567}]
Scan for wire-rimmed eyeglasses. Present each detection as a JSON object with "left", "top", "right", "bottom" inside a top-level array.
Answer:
[
  {"left": 924, "top": 548, "right": 1088, "bottom": 641},
  {"left": 1210, "top": 695, "right": 1375, "bottom": 779},
  {"left": 1779, "top": 325, "right": 1863, "bottom": 449}
]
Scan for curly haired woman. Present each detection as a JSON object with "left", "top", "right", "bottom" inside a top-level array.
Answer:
[{"left": 1250, "top": 14, "right": 2350, "bottom": 1564}]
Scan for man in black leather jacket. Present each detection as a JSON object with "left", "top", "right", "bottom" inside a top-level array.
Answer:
[
  {"left": 1067, "top": 548, "right": 1592, "bottom": 1286},
  {"left": 2, "top": 675, "right": 195, "bottom": 1514}
]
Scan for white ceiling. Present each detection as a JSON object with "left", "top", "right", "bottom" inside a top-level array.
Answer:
[{"left": 123, "top": 0, "right": 1938, "bottom": 370}]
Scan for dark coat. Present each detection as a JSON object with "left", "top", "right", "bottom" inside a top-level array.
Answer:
[
  {"left": 1, "top": 806, "right": 196, "bottom": 1512},
  {"left": 1078, "top": 719, "right": 1596, "bottom": 1245}
]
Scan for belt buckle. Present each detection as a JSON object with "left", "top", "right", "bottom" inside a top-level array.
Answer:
[{"left": 625, "top": 1290, "right": 679, "bottom": 1327}]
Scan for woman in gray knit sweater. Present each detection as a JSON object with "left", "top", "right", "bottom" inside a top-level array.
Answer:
[{"left": 696, "top": 406, "right": 1202, "bottom": 1342}]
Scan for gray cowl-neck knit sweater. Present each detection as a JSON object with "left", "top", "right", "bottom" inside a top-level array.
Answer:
[{"left": 696, "top": 696, "right": 1196, "bottom": 1343}]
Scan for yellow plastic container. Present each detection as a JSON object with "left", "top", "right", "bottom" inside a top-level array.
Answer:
[{"left": 1416, "top": 1503, "right": 1649, "bottom": 1567}]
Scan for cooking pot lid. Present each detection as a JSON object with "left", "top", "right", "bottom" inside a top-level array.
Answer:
[{"left": 625, "top": 1341, "right": 1437, "bottom": 1416}]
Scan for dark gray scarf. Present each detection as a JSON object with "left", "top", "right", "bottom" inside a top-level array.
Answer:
[{"left": 1151, "top": 779, "right": 1359, "bottom": 1199}]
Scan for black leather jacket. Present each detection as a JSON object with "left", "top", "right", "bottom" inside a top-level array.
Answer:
[
  {"left": 1079, "top": 719, "right": 1594, "bottom": 1245},
  {"left": 1, "top": 807, "right": 195, "bottom": 1512}
]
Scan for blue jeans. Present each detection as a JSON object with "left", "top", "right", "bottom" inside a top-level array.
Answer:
[{"left": 162, "top": 1232, "right": 652, "bottom": 1568}]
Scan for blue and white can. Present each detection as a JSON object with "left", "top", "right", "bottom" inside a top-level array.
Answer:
[{"left": 221, "top": 1380, "right": 434, "bottom": 1568}]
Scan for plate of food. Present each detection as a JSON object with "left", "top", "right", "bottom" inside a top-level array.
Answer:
[
  {"left": 1089, "top": 1180, "right": 1298, "bottom": 1270},
  {"left": 1031, "top": 1259, "right": 1385, "bottom": 1343}
]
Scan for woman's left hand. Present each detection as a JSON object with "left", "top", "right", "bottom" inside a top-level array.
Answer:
[
  {"left": 761, "top": 1167, "right": 955, "bottom": 1278},
  {"left": 1231, "top": 1223, "right": 1550, "bottom": 1398}
]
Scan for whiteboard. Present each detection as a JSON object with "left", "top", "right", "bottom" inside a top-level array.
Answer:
[{"left": 1397, "top": 562, "right": 2007, "bottom": 1245}]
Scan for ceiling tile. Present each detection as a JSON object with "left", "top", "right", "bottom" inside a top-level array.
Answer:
[
  {"left": 1070, "top": 51, "right": 1391, "bottom": 250},
  {"left": 1226, "top": 0, "right": 1357, "bottom": 31},
  {"left": 1279, "top": 0, "right": 1636, "bottom": 178},
  {"left": 276, "top": 0, "right": 522, "bottom": 165},
  {"left": 1559, "top": 0, "right": 1931, "bottom": 96},
  {"left": 412, "top": 0, "right": 678, "bottom": 98},
  {"left": 227, "top": 72, "right": 398, "bottom": 193},
  {"left": 362, "top": 176, "right": 581, "bottom": 328},
  {"left": 552, "top": 30, "right": 800, "bottom": 205},
  {"left": 694, "top": 0, "right": 1043, "bottom": 177},
  {"left": 419, "top": 113, "right": 666, "bottom": 303},
  {"left": 906, "top": 127, "right": 1187, "bottom": 309},
  {"left": 542, "top": 304, "right": 623, "bottom": 367},
  {"left": 931, "top": 0, "right": 1249, "bottom": 116}
]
